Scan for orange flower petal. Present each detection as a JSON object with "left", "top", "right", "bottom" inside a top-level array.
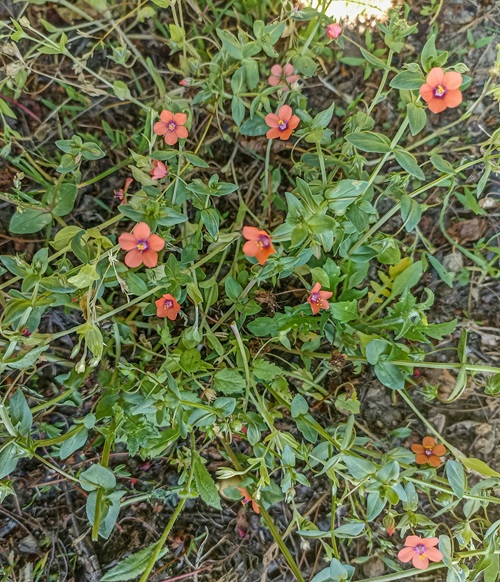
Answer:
[
  {"left": 279, "top": 128, "right": 293, "bottom": 140},
  {"left": 405, "top": 536, "right": 423, "bottom": 547},
  {"left": 266, "top": 128, "right": 282, "bottom": 139},
  {"left": 419, "top": 84, "right": 434, "bottom": 103},
  {"left": 268, "top": 75, "right": 280, "bottom": 86},
  {"left": 428, "top": 454, "right": 442, "bottom": 468},
  {"left": 243, "top": 240, "right": 259, "bottom": 258},
  {"left": 118, "top": 232, "right": 138, "bottom": 251},
  {"left": 124, "top": 249, "right": 143, "bottom": 268},
  {"left": 319, "top": 290, "right": 333, "bottom": 300},
  {"left": 287, "top": 115, "right": 300, "bottom": 130},
  {"left": 443, "top": 89, "right": 462, "bottom": 108},
  {"left": 148, "top": 234, "right": 165, "bottom": 252},
  {"left": 242, "top": 226, "right": 262, "bottom": 241},
  {"left": 153, "top": 121, "right": 167, "bottom": 136},
  {"left": 428, "top": 97, "right": 447, "bottom": 114},
  {"left": 283, "top": 64, "right": 294, "bottom": 76},
  {"left": 133, "top": 222, "right": 151, "bottom": 240},
  {"left": 175, "top": 126, "right": 188, "bottom": 139},
  {"left": 443, "top": 71, "right": 462, "bottom": 90},
  {"left": 415, "top": 453, "right": 429, "bottom": 464},
  {"left": 422, "top": 436, "right": 437, "bottom": 448},
  {"left": 278, "top": 104, "right": 292, "bottom": 122},
  {"left": 141, "top": 249, "right": 158, "bottom": 268},
  {"left": 160, "top": 110, "right": 174, "bottom": 123},
  {"left": 255, "top": 244, "right": 275, "bottom": 265},
  {"left": 173, "top": 112, "right": 187, "bottom": 125},
  {"left": 426, "top": 547, "right": 443, "bottom": 561},
  {"left": 164, "top": 131, "right": 179, "bottom": 146},
  {"left": 265, "top": 113, "right": 280, "bottom": 128},
  {"left": 398, "top": 547, "right": 415, "bottom": 563},
  {"left": 413, "top": 555, "right": 429, "bottom": 570},
  {"left": 432, "top": 444, "right": 446, "bottom": 456},
  {"left": 423, "top": 537, "right": 439, "bottom": 547},
  {"left": 311, "top": 282, "right": 321, "bottom": 294},
  {"left": 426, "top": 67, "right": 445, "bottom": 87},
  {"left": 411, "top": 444, "right": 425, "bottom": 454},
  {"left": 309, "top": 299, "right": 321, "bottom": 314},
  {"left": 271, "top": 64, "right": 282, "bottom": 76}
]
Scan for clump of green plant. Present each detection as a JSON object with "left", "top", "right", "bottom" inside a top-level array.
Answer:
[{"left": 1, "top": 1, "right": 500, "bottom": 581}]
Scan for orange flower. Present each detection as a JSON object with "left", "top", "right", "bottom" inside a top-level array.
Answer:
[
  {"left": 114, "top": 177, "right": 133, "bottom": 203},
  {"left": 153, "top": 110, "right": 189, "bottom": 146},
  {"left": 118, "top": 222, "right": 165, "bottom": 268},
  {"left": 411, "top": 436, "right": 446, "bottom": 468},
  {"left": 265, "top": 105, "right": 300, "bottom": 140},
  {"left": 242, "top": 226, "right": 275, "bottom": 265},
  {"left": 155, "top": 293, "right": 181, "bottom": 320},
  {"left": 326, "top": 23, "right": 342, "bottom": 39},
  {"left": 419, "top": 68, "right": 463, "bottom": 114},
  {"left": 268, "top": 64, "right": 299, "bottom": 90},
  {"left": 236, "top": 487, "right": 260, "bottom": 514},
  {"left": 150, "top": 160, "right": 168, "bottom": 180},
  {"left": 398, "top": 536, "right": 443, "bottom": 570},
  {"left": 308, "top": 283, "right": 333, "bottom": 315}
]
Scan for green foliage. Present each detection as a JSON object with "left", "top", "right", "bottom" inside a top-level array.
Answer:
[{"left": 0, "top": 3, "right": 499, "bottom": 582}]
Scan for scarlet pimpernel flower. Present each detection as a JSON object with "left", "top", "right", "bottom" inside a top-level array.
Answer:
[
  {"left": 114, "top": 177, "right": 133, "bottom": 203},
  {"left": 118, "top": 222, "right": 165, "bottom": 268},
  {"left": 419, "top": 68, "right": 463, "bottom": 114},
  {"left": 308, "top": 283, "right": 333, "bottom": 315},
  {"left": 153, "top": 110, "right": 188, "bottom": 146},
  {"left": 268, "top": 64, "right": 299, "bottom": 90},
  {"left": 326, "top": 23, "right": 342, "bottom": 39},
  {"left": 155, "top": 294, "right": 181, "bottom": 320},
  {"left": 398, "top": 536, "right": 443, "bottom": 570},
  {"left": 242, "top": 226, "right": 275, "bottom": 265},
  {"left": 150, "top": 159, "right": 168, "bottom": 180},
  {"left": 236, "top": 487, "right": 260, "bottom": 514},
  {"left": 411, "top": 436, "right": 446, "bottom": 468},
  {"left": 265, "top": 105, "right": 300, "bottom": 140}
]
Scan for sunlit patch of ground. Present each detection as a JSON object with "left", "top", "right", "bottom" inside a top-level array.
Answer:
[{"left": 309, "top": 0, "right": 396, "bottom": 22}]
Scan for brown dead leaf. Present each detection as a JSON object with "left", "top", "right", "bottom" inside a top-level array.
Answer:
[{"left": 447, "top": 218, "right": 487, "bottom": 244}]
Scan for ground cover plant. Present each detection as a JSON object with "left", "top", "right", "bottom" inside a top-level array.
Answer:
[{"left": 1, "top": 0, "right": 500, "bottom": 580}]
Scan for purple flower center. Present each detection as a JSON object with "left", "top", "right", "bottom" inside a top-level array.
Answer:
[
  {"left": 136, "top": 240, "right": 149, "bottom": 252},
  {"left": 168, "top": 122, "right": 177, "bottom": 131},
  {"left": 425, "top": 448, "right": 433, "bottom": 456},
  {"left": 415, "top": 544, "right": 427, "bottom": 556},
  {"left": 434, "top": 84, "right": 446, "bottom": 98},
  {"left": 258, "top": 234, "right": 270, "bottom": 248},
  {"left": 310, "top": 292, "right": 320, "bottom": 303},
  {"left": 278, "top": 119, "right": 288, "bottom": 131},
  {"left": 164, "top": 299, "right": 174, "bottom": 309}
]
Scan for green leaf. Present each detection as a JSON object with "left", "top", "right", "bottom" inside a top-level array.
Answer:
[
  {"left": 216, "top": 29, "right": 243, "bottom": 59},
  {"left": 240, "top": 115, "right": 268, "bottom": 136},
  {"left": 421, "top": 34, "right": 437, "bottom": 71},
  {"left": 60, "top": 428, "right": 88, "bottom": 460},
  {"left": 10, "top": 390, "right": 32, "bottom": 437},
  {"left": 3, "top": 345, "right": 49, "bottom": 370},
  {"left": 184, "top": 152, "right": 209, "bottom": 168},
  {"left": 389, "top": 70, "right": 424, "bottom": 90},
  {"left": 291, "top": 394, "right": 308, "bottom": 418},
  {"left": 292, "top": 55, "right": 317, "bottom": 77},
  {"left": 201, "top": 208, "right": 219, "bottom": 238},
  {"left": 462, "top": 457, "right": 500, "bottom": 478},
  {"left": 9, "top": 208, "right": 52, "bottom": 234},
  {"left": 113, "top": 80, "right": 131, "bottom": 101},
  {"left": 390, "top": 261, "right": 423, "bottom": 298},
  {"left": 430, "top": 153, "right": 454, "bottom": 174},
  {"left": 446, "top": 460, "right": 466, "bottom": 499},
  {"left": 329, "top": 300, "right": 358, "bottom": 323},
  {"left": 80, "top": 464, "right": 116, "bottom": 492},
  {"left": 374, "top": 361, "right": 405, "bottom": 390},
  {"left": 231, "top": 96, "right": 245, "bottom": 126},
  {"left": 427, "top": 254, "right": 453, "bottom": 288},
  {"left": 400, "top": 195, "right": 422, "bottom": 232},
  {"left": 345, "top": 132, "right": 391, "bottom": 153},
  {"left": 213, "top": 369, "right": 245, "bottom": 395},
  {"left": 193, "top": 453, "right": 221, "bottom": 509},
  {"left": 406, "top": 103, "right": 427, "bottom": 136},
  {"left": 101, "top": 543, "right": 169, "bottom": 581},
  {"left": 394, "top": 149, "right": 425, "bottom": 180},
  {"left": 49, "top": 183, "right": 78, "bottom": 216},
  {"left": 333, "top": 521, "right": 365, "bottom": 538}
]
